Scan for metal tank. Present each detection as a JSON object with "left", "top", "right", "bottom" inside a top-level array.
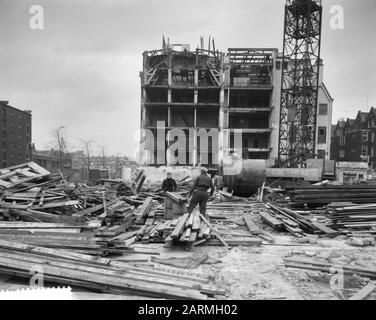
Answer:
[{"left": 220, "top": 158, "right": 267, "bottom": 196}]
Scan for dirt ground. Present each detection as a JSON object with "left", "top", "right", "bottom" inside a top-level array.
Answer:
[{"left": 1, "top": 215, "right": 376, "bottom": 300}]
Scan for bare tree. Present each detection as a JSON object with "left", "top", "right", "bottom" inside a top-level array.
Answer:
[
  {"left": 81, "top": 140, "right": 94, "bottom": 182},
  {"left": 49, "top": 126, "right": 68, "bottom": 169}
]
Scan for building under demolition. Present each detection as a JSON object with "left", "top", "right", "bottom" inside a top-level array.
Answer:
[{"left": 139, "top": 40, "right": 333, "bottom": 170}]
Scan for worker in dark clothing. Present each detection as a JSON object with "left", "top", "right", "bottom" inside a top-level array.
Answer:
[
  {"left": 187, "top": 168, "right": 214, "bottom": 217},
  {"left": 162, "top": 172, "right": 177, "bottom": 194}
]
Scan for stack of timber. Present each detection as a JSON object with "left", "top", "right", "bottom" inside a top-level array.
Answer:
[
  {"left": 327, "top": 203, "right": 376, "bottom": 236},
  {"left": 0, "top": 239, "right": 225, "bottom": 299},
  {"left": 0, "top": 162, "right": 159, "bottom": 255},
  {"left": 264, "top": 203, "right": 338, "bottom": 238},
  {"left": 0, "top": 221, "right": 142, "bottom": 255},
  {"left": 166, "top": 212, "right": 207, "bottom": 246},
  {"left": 0, "top": 162, "right": 136, "bottom": 224},
  {"left": 163, "top": 209, "right": 261, "bottom": 248},
  {"left": 286, "top": 184, "right": 376, "bottom": 208},
  {"left": 135, "top": 219, "right": 180, "bottom": 243}
]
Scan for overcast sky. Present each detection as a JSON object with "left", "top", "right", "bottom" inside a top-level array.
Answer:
[{"left": 0, "top": 0, "right": 375, "bottom": 157}]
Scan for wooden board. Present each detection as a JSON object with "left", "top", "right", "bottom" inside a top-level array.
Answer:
[
  {"left": 348, "top": 282, "right": 376, "bottom": 300},
  {"left": 170, "top": 213, "right": 189, "bottom": 239}
]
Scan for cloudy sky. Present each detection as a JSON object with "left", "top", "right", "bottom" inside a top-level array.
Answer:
[{"left": 0, "top": 0, "right": 375, "bottom": 157}]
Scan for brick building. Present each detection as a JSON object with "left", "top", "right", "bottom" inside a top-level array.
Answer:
[
  {"left": 331, "top": 107, "right": 376, "bottom": 168},
  {"left": 0, "top": 101, "right": 32, "bottom": 168}
]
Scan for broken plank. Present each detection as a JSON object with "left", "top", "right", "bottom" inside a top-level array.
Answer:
[
  {"left": 348, "top": 282, "right": 376, "bottom": 300},
  {"left": 199, "top": 213, "right": 230, "bottom": 249}
]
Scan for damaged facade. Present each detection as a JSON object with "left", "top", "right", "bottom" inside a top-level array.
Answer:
[{"left": 139, "top": 42, "right": 333, "bottom": 169}]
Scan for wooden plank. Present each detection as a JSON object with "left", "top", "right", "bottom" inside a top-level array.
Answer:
[
  {"left": 34, "top": 200, "right": 79, "bottom": 209},
  {"left": 0, "top": 255, "right": 207, "bottom": 299},
  {"left": 258, "top": 211, "right": 283, "bottom": 229},
  {"left": 8, "top": 209, "right": 84, "bottom": 224},
  {"left": 27, "top": 162, "right": 51, "bottom": 176},
  {"left": 170, "top": 213, "right": 189, "bottom": 239},
  {"left": 199, "top": 213, "right": 230, "bottom": 249},
  {"left": 202, "top": 238, "right": 262, "bottom": 246},
  {"left": 0, "top": 222, "right": 84, "bottom": 229},
  {"left": 185, "top": 214, "right": 194, "bottom": 228},
  {"left": 135, "top": 197, "right": 153, "bottom": 219},
  {"left": 182, "top": 228, "right": 192, "bottom": 241},
  {"left": 0, "top": 179, "right": 12, "bottom": 188},
  {"left": 73, "top": 200, "right": 118, "bottom": 217},
  {"left": 192, "top": 213, "right": 201, "bottom": 231},
  {"left": 243, "top": 215, "right": 275, "bottom": 243},
  {"left": 165, "top": 192, "right": 186, "bottom": 203},
  {"left": 189, "top": 231, "right": 198, "bottom": 243},
  {"left": 349, "top": 282, "right": 376, "bottom": 300},
  {"left": 310, "top": 221, "right": 339, "bottom": 237}
]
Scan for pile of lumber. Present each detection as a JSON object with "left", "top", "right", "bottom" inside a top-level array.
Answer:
[
  {"left": 0, "top": 239, "right": 225, "bottom": 299},
  {"left": 327, "top": 203, "right": 376, "bottom": 236},
  {"left": 263, "top": 203, "right": 338, "bottom": 238},
  {"left": 166, "top": 212, "right": 210, "bottom": 245},
  {"left": 0, "top": 162, "right": 164, "bottom": 255},
  {"left": 135, "top": 219, "right": 179, "bottom": 243},
  {"left": 0, "top": 221, "right": 141, "bottom": 255},
  {"left": 162, "top": 209, "right": 262, "bottom": 248},
  {"left": 0, "top": 162, "right": 135, "bottom": 224},
  {"left": 286, "top": 184, "right": 376, "bottom": 207}
]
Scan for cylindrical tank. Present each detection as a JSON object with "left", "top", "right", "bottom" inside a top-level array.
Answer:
[{"left": 221, "top": 159, "right": 267, "bottom": 196}]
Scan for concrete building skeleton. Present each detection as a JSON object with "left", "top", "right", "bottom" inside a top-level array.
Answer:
[{"left": 139, "top": 42, "right": 333, "bottom": 170}]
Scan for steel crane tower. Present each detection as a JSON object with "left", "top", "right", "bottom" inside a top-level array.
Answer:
[{"left": 278, "top": 0, "right": 323, "bottom": 167}]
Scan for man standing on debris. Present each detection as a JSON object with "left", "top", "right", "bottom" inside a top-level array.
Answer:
[
  {"left": 162, "top": 172, "right": 177, "bottom": 194},
  {"left": 187, "top": 167, "right": 214, "bottom": 217}
]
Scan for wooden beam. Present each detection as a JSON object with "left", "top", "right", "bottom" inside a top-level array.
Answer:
[{"left": 198, "top": 213, "right": 230, "bottom": 249}]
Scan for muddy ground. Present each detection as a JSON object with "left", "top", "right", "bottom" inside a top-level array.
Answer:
[{"left": 1, "top": 213, "right": 375, "bottom": 300}]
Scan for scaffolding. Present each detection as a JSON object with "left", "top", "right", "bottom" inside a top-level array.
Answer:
[{"left": 278, "top": 0, "right": 323, "bottom": 167}]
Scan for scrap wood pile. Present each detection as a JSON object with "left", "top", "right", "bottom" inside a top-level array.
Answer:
[
  {"left": 325, "top": 203, "right": 376, "bottom": 245},
  {"left": 0, "top": 162, "right": 134, "bottom": 222},
  {"left": 327, "top": 203, "right": 376, "bottom": 233},
  {"left": 136, "top": 206, "right": 263, "bottom": 248},
  {"left": 0, "top": 162, "right": 159, "bottom": 255},
  {"left": 261, "top": 202, "right": 338, "bottom": 238},
  {"left": 0, "top": 239, "right": 225, "bottom": 299},
  {"left": 286, "top": 184, "right": 376, "bottom": 208},
  {"left": 165, "top": 212, "right": 214, "bottom": 246},
  {"left": 134, "top": 211, "right": 217, "bottom": 247}
]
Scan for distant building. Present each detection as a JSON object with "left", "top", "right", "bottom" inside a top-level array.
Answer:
[
  {"left": 32, "top": 148, "right": 70, "bottom": 173},
  {"left": 0, "top": 101, "right": 32, "bottom": 168},
  {"left": 331, "top": 108, "right": 376, "bottom": 168},
  {"left": 330, "top": 119, "right": 346, "bottom": 161},
  {"left": 32, "top": 148, "right": 85, "bottom": 183}
]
